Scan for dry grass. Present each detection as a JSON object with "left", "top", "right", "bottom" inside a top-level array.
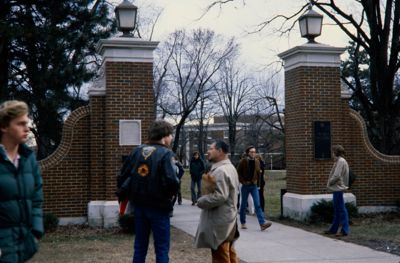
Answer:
[{"left": 30, "top": 226, "right": 210, "bottom": 263}]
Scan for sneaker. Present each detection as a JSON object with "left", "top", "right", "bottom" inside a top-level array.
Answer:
[
  {"left": 241, "top": 224, "right": 248, "bottom": 229},
  {"left": 178, "top": 201, "right": 182, "bottom": 205},
  {"left": 260, "top": 222, "right": 272, "bottom": 231},
  {"left": 191, "top": 202, "right": 196, "bottom": 206}
]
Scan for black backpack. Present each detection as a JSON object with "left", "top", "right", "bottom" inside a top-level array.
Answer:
[{"left": 348, "top": 169, "right": 357, "bottom": 188}]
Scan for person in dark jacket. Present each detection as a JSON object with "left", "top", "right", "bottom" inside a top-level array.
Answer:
[
  {"left": 256, "top": 154, "right": 266, "bottom": 212},
  {"left": 172, "top": 155, "right": 185, "bottom": 206},
  {"left": 0, "top": 100, "right": 44, "bottom": 263},
  {"left": 237, "top": 146, "right": 271, "bottom": 231},
  {"left": 189, "top": 151, "right": 205, "bottom": 205},
  {"left": 117, "top": 120, "right": 179, "bottom": 263}
]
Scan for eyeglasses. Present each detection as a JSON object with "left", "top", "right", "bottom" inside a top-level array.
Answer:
[{"left": 249, "top": 150, "right": 256, "bottom": 153}]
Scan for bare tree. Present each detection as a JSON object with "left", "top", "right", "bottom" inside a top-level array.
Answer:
[
  {"left": 215, "top": 58, "right": 255, "bottom": 160},
  {"left": 191, "top": 88, "right": 219, "bottom": 157},
  {"left": 134, "top": 2, "right": 163, "bottom": 40},
  {"left": 202, "top": 0, "right": 400, "bottom": 154},
  {"left": 254, "top": 71, "right": 285, "bottom": 134},
  {"left": 155, "top": 29, "right": 238, "bottom": 152}
]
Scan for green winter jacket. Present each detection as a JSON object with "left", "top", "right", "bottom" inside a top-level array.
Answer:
[{"left": 0, "top": 144, "right": 44, "bottom": 263}]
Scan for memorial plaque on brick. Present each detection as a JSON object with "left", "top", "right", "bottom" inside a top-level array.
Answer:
[
  {"left": 314, "top": 121, "right": 331, "bottom": 159},
  {"left": 119, "top": 120, "right": 141, "bottom": 146}
]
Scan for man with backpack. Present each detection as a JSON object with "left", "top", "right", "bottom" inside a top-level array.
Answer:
[{"left": 117, "top": 120, "right": 179, "bottom": 263}]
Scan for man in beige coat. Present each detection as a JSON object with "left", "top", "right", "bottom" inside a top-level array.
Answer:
[{"left": 194, "top": 140, "right": 240, "bottom": 263}]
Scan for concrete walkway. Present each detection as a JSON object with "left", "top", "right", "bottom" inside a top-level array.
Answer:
[{"left": 171, "top": 199, "right": 400, "bottom": 263}]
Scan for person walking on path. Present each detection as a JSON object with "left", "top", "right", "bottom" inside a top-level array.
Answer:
[
  {"left": 117, "top": 120, "right": 179, "bottom": 263},
  {"left": 0, "top": 100, "right": 44, "bottom": 263},
  {"left": 256, "top": 154, "right": 266, "bottom": 212},
  {"left": 194, "top": 140, "right": 240, "bottom": 263},
  {"left": 172, "top": 155, "right": 185, "bottom": 206},
  {"left": 237, "top": 146, "right": 271, "bottom": 231},
  {"left": 325, "top": 145, "right": 350, "bottom": 237},
  {"left": 189, "top": 151, "right": 205, "bottom": 205}
]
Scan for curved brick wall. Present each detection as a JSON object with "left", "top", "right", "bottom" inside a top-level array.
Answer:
[
  {"left": 39, "top": 106, "right": 90, "bottom": 217},
  {"left": 346, "top": 109, "right": 400, "bottom": 207}
]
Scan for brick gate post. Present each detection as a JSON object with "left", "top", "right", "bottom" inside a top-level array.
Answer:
[
  {"left": 88, "top": 37, "right": 158, "bottom": 227},
  {"left": 278, "top": 43, "right": 356, "bottom": 221}
]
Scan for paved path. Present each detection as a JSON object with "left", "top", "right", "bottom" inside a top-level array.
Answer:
[{"left": 171, "top": 199, "right": 400, "bottom": 263}]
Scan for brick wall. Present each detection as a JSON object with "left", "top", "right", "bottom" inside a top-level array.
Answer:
[
  {"left": 285, "top": 66, "right": 400, "bottom": 206},
  {"left": 39, "top": 106, "right": 90, "bottom": 217}
]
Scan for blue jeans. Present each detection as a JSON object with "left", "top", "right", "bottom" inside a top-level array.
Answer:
[
  {"left": 240, "top": 184, "right": 266, "bottom": 225},
  {"left": 191, "top": 178, "right": 201, "bottom": 203},
  {"left": 329, "top": 191, "right": 349, "bottom": 235},
  {"left": 133, "top": 205, "right": 170, "bottom": 263}
]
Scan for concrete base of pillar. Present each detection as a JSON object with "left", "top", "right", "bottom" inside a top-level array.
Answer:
[
  {"left": 88, "top": 200, "right": 119, "bottom": 228},
  {"left": 282, "top": 192, "right": 357, "bottom": 221}
]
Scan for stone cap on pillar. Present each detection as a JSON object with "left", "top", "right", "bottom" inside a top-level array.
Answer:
[
  {"left": 88, "top": 37, "right": 159, "bottom": 97},
  {"left": 96, "top": 37, "right": 159, "bottom": 63},
  {"left": 278, "top": 43, "right": 346, "bottom": 71}
]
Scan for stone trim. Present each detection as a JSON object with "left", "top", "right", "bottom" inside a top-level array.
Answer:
[
  {"left": 278, "top": 43, "right": 345, "bottom": 71},
  {"left": 97, "top": 37, "right": 159, "bottom": 64},
  {"left": 349, "top": 109, "right": 400, "bottom": 163},
  {"left": 39, "top": 105, "right": 91, "bottom": 170}
]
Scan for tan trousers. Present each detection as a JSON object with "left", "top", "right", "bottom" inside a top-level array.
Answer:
[{"left": 211, "top": 241, "right": 238, "bottom": 263}]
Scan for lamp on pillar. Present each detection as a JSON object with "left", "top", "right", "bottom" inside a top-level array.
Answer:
[
  {"left": 115, "top": 0, "right": 138, "bottom": 37},
  {"left": 298, "top": 3, "right": 323, "bottom": 43}
]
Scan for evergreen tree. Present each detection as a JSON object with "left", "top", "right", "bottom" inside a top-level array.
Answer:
[{"left": 0, "top": 0, "right": 116, "bottom": 159}]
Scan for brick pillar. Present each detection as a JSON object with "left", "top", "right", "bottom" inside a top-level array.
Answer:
[
  {"left": 278, "top": 43, "right": 356, "bottom": 221},
  {"left": 88, "top": 37, "right": 158, "bottom": 227}
]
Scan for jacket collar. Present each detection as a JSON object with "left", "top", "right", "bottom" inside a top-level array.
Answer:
[
  {"left": 211, "top": 159, "right": 232, "bottom": 171},
  {"left": 0, "top": 144, "right": 32, "bottom": 161},
  {"left": 146, "top": 142, "right": 168, "bottom": 148}
]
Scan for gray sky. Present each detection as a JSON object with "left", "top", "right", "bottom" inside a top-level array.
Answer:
[{"left": 128, "top": 0, "right": 350, "bottom": 68}]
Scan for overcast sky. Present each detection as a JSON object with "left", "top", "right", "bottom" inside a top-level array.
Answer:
[{"left": 123, "top": 0, "right": 351, "bottom": 68}]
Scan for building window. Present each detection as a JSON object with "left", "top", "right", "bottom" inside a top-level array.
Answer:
[{"left": 223, "top": 130, "right": 228, "bottom": 139}]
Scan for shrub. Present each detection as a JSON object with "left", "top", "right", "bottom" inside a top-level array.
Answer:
[
  {"left": 395, "top": 199, "right": 400, "bottom": 212},
  {"left": 310, "top": 199, "right": 358, "bottom": 223},
  {"left": 118, "top": 214, "right": 135, "bottom": 234},
  {"left": 43, "top": 213, "right": 59, "bottom": 232}
]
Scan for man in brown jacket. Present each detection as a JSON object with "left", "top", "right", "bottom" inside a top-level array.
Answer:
[{"left": 237, "top": 146, "right": 271, "bottom": 231}]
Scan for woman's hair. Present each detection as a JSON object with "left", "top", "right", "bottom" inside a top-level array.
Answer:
[
  {"left": 148, "top": 120, "right": 173, "bottom": 141},
  {"left": 0, "top": 100, "right": 29, "bottom": 137},
  {"left": 192, "top": 151, "right": 200, "bottom": 157},
  {"left": 333, "top": 145, "right": 345, "bottom": 157},
  {"left": 255, "top": 154, "right": 264, "bottom": 161}
]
